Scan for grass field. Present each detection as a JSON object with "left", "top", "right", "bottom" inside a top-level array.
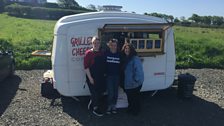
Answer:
[
  {"left": 174, "top": 26, "right": 224, "bottom": 68},
  {"left": 0, "top": 14, "right": 55, "bottom": 69},
  {"left": 0, "top": 13, "right": 224, "bottom": 69},
  {"left": 0, "top": 14, "right": 55, "bottom": 43}
]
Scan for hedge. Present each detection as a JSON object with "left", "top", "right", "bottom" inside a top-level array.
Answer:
[
  {"left": 5, "top": 4, "right": 91, "bottom": 20},
  {"left": 0, "top": 39, "right": 13, "bottom": 52}
]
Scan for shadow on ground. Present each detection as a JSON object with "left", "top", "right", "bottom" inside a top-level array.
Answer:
[
  {"left": 0, "top": 75, "right": 21, "bottom": 116},
  {"left": 58, "top": 87, "right": 224, "bottom": 126}
]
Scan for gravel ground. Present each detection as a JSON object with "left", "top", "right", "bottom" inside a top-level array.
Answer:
[{"left": 0, "top": 69, "right": 224, "bottom": 126}]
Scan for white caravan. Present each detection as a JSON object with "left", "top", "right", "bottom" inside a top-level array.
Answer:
[{"left": 37, "top": 6, "right": 176, "bottom": 97}]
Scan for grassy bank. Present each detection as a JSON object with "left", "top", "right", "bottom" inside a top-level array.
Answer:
[
  {"left": 0, "top": 13, "right": 224, "bottom": 69},
  {"left": 0, "top": 14, "right": 55, "bottom": 69},
  {"left": 174, "top": 26, "right": 224, "bottom": 68},
  {"left": 0, "top": 14, "right": 55, "bottom": 43}
]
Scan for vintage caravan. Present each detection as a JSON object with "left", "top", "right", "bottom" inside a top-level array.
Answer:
[{"left": 37, "top": 6, "right": 176, "bottom": 97}]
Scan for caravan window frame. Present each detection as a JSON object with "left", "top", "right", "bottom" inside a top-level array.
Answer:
[
  {"left": 129, "top": 38, "right": 163, "bottom": 53},
  {"left": 98, "top": 23, "right": 171, "bottom": 56}
]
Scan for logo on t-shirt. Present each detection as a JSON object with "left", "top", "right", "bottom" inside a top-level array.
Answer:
[{"left": 107, "top": 56, "right": 120, "bottom": 64}]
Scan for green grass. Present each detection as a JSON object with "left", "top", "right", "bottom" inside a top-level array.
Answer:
[
  {"left": 0, "top": 13, "right": 55, "bottom": 69},
  {"left": 0, "top": 14, "right": 55, "bottom": 43},
  {"left": 174, "top": 26, "right": 224, "bottom": 68},
  {"left": 0, "top": 13, "right": 224, "bottom": 69},
  {"left": 174, "top": 26, "right": 224, "bottom": 44}
]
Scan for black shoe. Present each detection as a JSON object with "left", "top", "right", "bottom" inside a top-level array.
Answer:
[{"left": 93, "top": 108, "right": 104, "bottom": 117}]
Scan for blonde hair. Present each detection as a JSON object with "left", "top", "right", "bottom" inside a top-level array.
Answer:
[{"left": 91, "top": 36, "right": 100, "bottom": 43}]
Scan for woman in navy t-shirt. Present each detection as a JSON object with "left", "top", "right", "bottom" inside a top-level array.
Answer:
[{"left": 105, "top": 39, "right": 121, "bottom": 114}]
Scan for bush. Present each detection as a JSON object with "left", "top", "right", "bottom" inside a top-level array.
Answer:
[
  {"left": 12, "top": 39, "right": 52, "bottom": 70},
  {"left": 43, "top": 2, "right": 59, "bottom": 8},
  {"left": 5, "top": 4, "right": 90, "bottom": 20},
  {"left": 0, "top": 0, "right": 6, "bottom": 12},
  {"left": 0, "top": 38, "right": 51, "bottom": 70},
  {"left": 16, "top": 57, "right": 51, "bottom": 70},
  {"left": 203, "top": 46, "right": 224, "bottom": 57},
  {"left": 175, "top": 22, "right": 224, "bottom": 29},
  {"left": 180, "top": 21, "right": 191, "bottom": 27},
  {"left": 175, "top": 36, "right": 224, "bottom": 69},
  {"left": 5, "top": 4, "right": 31, "bottom": 17},
  {"left": 0, "top": 39, "right": 13, "bottom": 52}
]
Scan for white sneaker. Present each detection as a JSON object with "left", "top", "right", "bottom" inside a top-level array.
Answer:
[
  {"left": 111, "top": 106, "right": 117, "bottom": 114},
  {"left": 106, "top": 106, "right": 112, "bottom": 114},
  {"left": 93, "top": 108, "right": 104, "bottom": 117},
  {"left": 88, "top": 100, "right": 92, "bottom": 110}
]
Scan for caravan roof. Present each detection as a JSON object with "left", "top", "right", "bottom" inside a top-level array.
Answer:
[{"left": 54, "top": 11, "right": 168, "bottom": 35}]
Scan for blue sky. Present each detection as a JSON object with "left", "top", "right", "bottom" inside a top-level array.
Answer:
[{"left": 47, "top": 0, "right": 224, "bottom": 18}]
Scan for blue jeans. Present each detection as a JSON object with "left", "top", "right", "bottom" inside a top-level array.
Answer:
[{"left": 106, "top": 75, "right": 119, "bottom": 108}]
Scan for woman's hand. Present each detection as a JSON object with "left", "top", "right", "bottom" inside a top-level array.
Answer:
[
  {"left": 89, "top": 77, "right": 94, "bottom": 85},
  {"left": 84, "top": 68, "right": 94, "bottom": 85}
]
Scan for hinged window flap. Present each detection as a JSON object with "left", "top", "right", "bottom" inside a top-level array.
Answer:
[{"left": 102, "top": 23, "right": 171, "bottom": 32}]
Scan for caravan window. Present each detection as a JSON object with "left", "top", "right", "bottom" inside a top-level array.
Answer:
[
  {"left": 139, "top": 40, "right": 145, "bottom": 49},
  {"left": 129, "top": 32, "right": 163, "bottom": 53},
  {"left": 99, "top": 23, "right": 170, "bottom": 56},
  {"left": 155, "top": 40, "right": 161, "bottom": 48},
  {"left": 146, "top": 40, "right": 153, "bottom": 49},
  {"left": 132, "top": 40, "right": 138, "bottom": 49}
]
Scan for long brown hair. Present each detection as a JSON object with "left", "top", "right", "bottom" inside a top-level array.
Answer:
[{"left": 121, "top": 43, "right": 137, "bottom": 58}]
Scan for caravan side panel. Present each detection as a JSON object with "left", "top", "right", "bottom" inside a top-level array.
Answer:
[
  {"left": 66, "top": 22, "right": 102, "bottom": 96},
  {"left": 52, "top": 35, "right": 71, "bottom": 96},
  {"left": 141, "top": 55, "right": 166, "bottom": 91},
  {"left": 165, "top": 28, "right": 176, "bottom": 88}
]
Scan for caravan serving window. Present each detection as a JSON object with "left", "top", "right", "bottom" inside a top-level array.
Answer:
[
  {"left": 129, "top": 32, "right": 163, "bottom": 53},
  {"left": 99, "top": 23, "right": 171, "bottom": 56}
]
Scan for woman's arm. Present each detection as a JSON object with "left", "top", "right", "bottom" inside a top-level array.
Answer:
[
  {"left": 85, "top": 68, "right": 94, "bottom": 84},
  {"left": 133, "top": 57, "right": 144, "bottom": 84},
  {"left": 84, "top": 51, "right": 94, "bottom": 84}
]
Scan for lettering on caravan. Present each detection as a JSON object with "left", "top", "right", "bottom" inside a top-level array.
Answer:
[{"left": 71, "top": 37, "right": 92, "bottom": 57}]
